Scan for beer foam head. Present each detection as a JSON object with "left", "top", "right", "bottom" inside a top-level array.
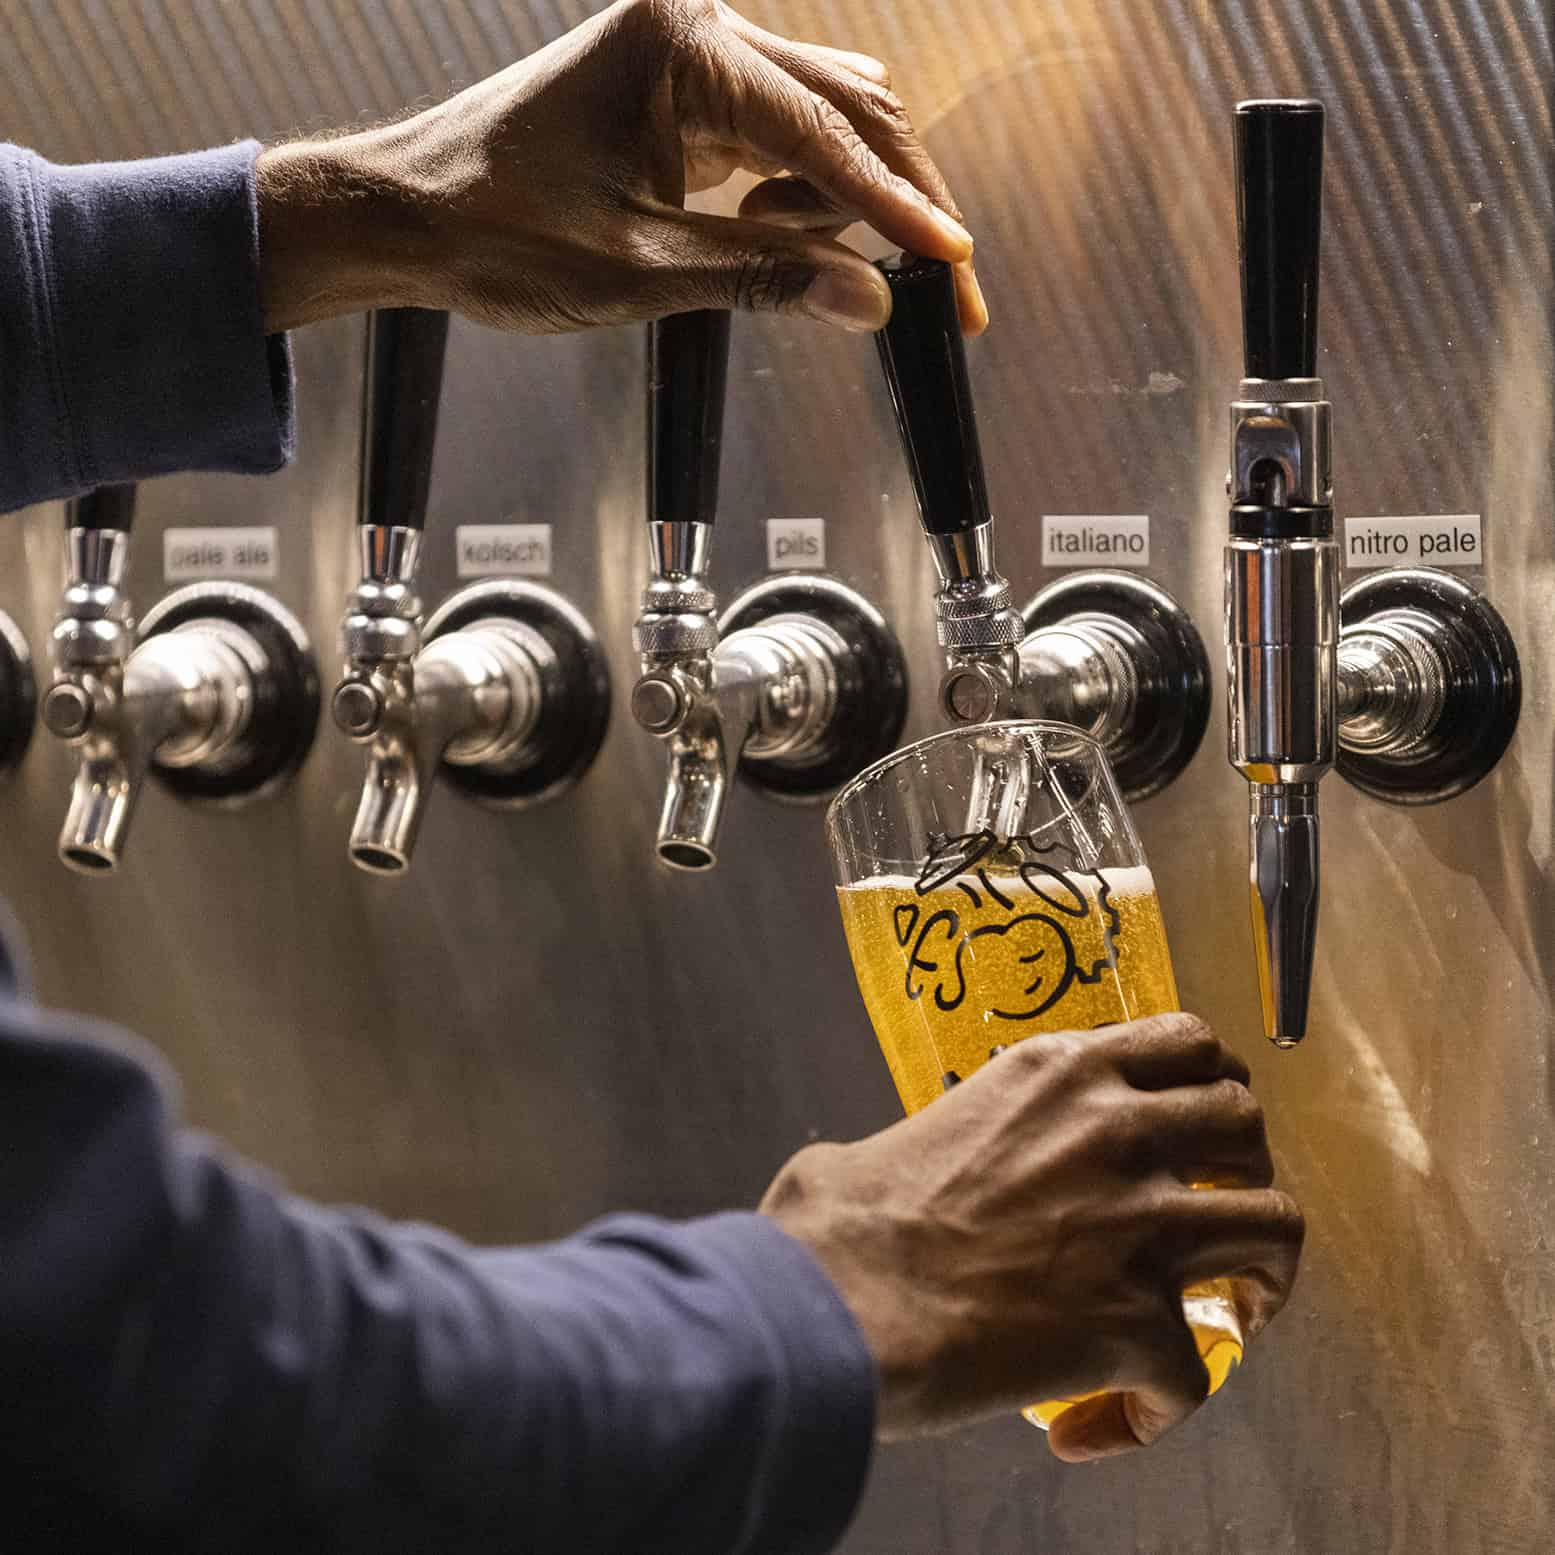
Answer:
[{"left": 842, "top": 863, "right": 1159, "bottom": 899}]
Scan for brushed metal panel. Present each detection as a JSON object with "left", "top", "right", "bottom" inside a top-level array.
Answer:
[{"left": 0, "top": 3, "right": 1550, "bottom": 1552}]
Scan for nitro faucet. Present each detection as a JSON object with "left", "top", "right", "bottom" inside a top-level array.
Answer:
[
  {"left": 334, "top": 308, "right": 610, "bottom": 873},
  {"left": 1225, "top": 101, "right": 1336, "bottom": 1047},
  {"left": 1225, "top": 100, "right": 1521, "bottom": 1046},
  {"left": 874, "top": 256, "right": 1211, "bottom": 801},
  {"left": 632, "top": 310, "right": 907, "bottom": 869},
  {"left": 42, "top": 483, "right": 318, "bottom": 873}
]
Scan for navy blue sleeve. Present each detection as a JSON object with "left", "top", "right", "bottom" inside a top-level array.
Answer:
[
  {"left": 0, "top": 997, "right": 875, "bottom": 1553},
  {"left": 0, "top": 140, "right": 294, "bottom": 513}
]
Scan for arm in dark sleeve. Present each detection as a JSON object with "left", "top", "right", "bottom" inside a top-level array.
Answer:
[
  {"left": 0, "top": 141, "right": 294, "bottom": 513},
  {"left": 0, "top": 999, "right": 875, "bottom": 1555}
]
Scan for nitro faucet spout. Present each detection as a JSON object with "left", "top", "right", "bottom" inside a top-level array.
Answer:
[{"left": 1248, "top": 783, "right": 1321, "bottom": 1048}]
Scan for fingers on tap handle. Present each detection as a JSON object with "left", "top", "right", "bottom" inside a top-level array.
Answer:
[
  {"left": 66, "top": 482, "right": 137, "bottom": 533},
  {"left": 647, "top": 311, "right": 732, "bottom": 530},
  {"left": 360, "top": 307, "right": 451, "bottom": 532},
  {"left": 1234, "top": 99, "right": 1325, "bottom": 380},
  {"left": 873, "top": 255, "right": 993, "bottom": 537}
]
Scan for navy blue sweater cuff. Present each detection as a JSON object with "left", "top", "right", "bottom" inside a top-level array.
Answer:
[
  {"left": 0, "top": 140, "right": 293, "bottom": 510},
  {"left": 662, "top": 1213, "right": 877, "bottom": 1555}
]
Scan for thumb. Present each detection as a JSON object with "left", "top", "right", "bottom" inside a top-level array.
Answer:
[{"left": 646, "top": 208, "right": 891, "bottom": 332}]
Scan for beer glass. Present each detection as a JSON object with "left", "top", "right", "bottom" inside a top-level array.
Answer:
[{"left": 825, "top": 720, "right": 1242, "bottom": 1428}]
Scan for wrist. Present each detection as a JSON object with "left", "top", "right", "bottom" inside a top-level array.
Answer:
[
  {"left": 760, "top": 1145, "right": 929, "bottom": 1435},
  {"left": 256, "top": 135, "right": 446, "bottom": 330}
]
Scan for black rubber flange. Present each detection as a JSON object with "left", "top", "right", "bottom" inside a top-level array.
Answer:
[
  {"left": 139, "top": 583, "right": 318, "bottom": 803},
  {"left": 1338, "top": 567, "right": 1520, "bottom": 805},
  {"left": 720, "top": 573, "right": 909, "bottom": 800},
  {"left": 424, "top": 579, "right": 611, "bottom": 808},
  {"left": 1022, "top": 570, "right": 1211, "bottom": 802},
  {"left": 0, "top": 609, "right": 36, "bottom": 775}
]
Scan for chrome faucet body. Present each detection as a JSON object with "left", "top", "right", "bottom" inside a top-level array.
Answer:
[
  {"left": 44, "top": 524, "right": 303, "bottom": 873},
  {"left": 1225, "top": 378, "right": 1339, "bottom": 1047},
  {"left": 632, "top": 520, "right": 879, "bottom": 871},
  {"left": 333, "top": 528, "right": 578, "bottom": 874}
]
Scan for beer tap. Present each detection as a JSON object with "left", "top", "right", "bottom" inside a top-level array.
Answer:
[
  {"left": 41, "top": 483, "right": 318, "bottom": 873},
  {"left": 333, "top": 308, "right": 610, "bottom": 874},
  {"left": 1226, "top": 100, "right": 1519, "bottom": 1047},
  {"left": 632, "top": 310, "right": 907, "bottom": 870},
  {"left": 1225, "top": 99, "right": 1336, "bottom": 1048},
  {"left": 874, "top": 256, "right": 1211, "bottom": 801}
]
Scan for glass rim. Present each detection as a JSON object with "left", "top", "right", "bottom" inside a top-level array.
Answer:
[{"left": 824, "top": 719, "right": 1113, "bottom": 831}]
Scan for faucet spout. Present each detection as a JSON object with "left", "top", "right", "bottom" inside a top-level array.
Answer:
[
  {"left": 343, "top": 624, "right": 543, "bottom": 875},
  {"left": 655, "top": 707, "right": 734, "bottom": 872},
  {"left": 49, "top": 627, "right": 244, "bottom": 875},
  {"left": 347, "top": 745, "right": 436, "bottom": 876},
  {"left": 1248, "top": 783, "right": 1321, "bottom": 1047},
  {"left": 344, "top": 664, "right": 440, "bottom": 875},
  {"left": 58, "top": 707, "right": 140, "bottom": 874}
]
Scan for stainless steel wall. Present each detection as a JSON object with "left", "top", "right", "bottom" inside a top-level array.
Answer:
[{"left": 2, "top": 3, "right": 1551, "bottom": 1551}]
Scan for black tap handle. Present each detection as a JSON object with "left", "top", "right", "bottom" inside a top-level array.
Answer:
[
  {"left": 66, "top": 483, "right": 136, "bottom": 532},
  {"left": 874, "top": 255, "right": 991, "bottom": 536},
  {"left": 1235, "top": 99, "right": 1325, "bottom": 381},
  {"left": 359, "top": 307, "right": 450, "bottom": 531},
  {"left": 647, "top": 310, "right": 731, "bottom": 528}
]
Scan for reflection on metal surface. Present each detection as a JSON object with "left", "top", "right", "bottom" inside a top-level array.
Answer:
[{"left": 0, "top": 2, "right": 1552, "bottom": 1552}]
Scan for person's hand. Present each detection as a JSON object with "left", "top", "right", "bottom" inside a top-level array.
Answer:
[
  {"left": 760, "top": 1014, "right": 1304, "bottom": 1459},
  {"left": 256, "top": 0, "right": 983, "bottom": 337}
]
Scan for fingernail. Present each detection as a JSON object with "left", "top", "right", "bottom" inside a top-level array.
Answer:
[
  {"left": 961, "top": 263, "right": 990, "bottom": 335},
  {"left": 927, "top": 203, "right": 975, "bottom": 260},
  {"left": 805, "top": 268, "right": 891, "bottom": 332}
]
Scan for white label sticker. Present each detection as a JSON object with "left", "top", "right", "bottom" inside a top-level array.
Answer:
[
  {"left": 767, "top": 517, "right": 826, "bottom": 571},
  {"left": 163, "top": 527, "right": 278, "bottom": 582},
  {"left": 456, "top": 524, "right": 553, "bottom": 578},
  {"left": 1042, "top": 514, "right": 1150, "bottom": 568},
  {"left": 1345, "top": 514, "right": 1482, "bottom": 569}
]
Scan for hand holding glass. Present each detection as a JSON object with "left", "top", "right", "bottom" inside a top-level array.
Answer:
[{"left": 826, "top": 721, "right": 1243, "bottom": 1428}]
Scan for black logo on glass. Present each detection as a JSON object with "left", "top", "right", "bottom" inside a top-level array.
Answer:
[{"left": 893, "top": 829, "right": 1121, "bottom": 1023}]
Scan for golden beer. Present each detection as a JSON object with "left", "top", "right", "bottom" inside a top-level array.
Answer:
[{"left": 836, "top": 856, "right": 1242, "bottom": 1428}]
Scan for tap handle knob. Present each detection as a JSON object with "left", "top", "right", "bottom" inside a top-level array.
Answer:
[
  {"left": 874, "top": 254, "right": 991, "bottom": 536},
  {"left": 1235, "top": 99, "right": 1325, "bottom": 381},
  {"left": 66, "top": 483, "right": 136, "bottom": 533},
  {"left": 359, "top": 307, "right": 450, "bottom": 532},
  {"left": 647, "top": 309, "right": 731, "bottom": 528}
]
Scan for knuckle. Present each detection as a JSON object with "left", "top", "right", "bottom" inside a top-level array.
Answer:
[
  {"left": 793, "top": 92, "right": 875, "bottom": 179},
  {"left": 1026, "top": 1029, "right": 1090, "bottom": 1079},
  {"left": 1176, "top": 1012, "right": 1221, "bottom": 1058},
  {"left": 1213, "top": 1077, "right": 1264, "bottom": 1131},
  {"left": 844, "top": 53, "right": 893, "bottom": 90},
  {"left": 1270, "top": 1191, "right": 1307, "bottom": 1248},
  {"left": 861, "top": 81, "right": 911, "bottom": 126},
  {"left": 732, "top": 249, "right": 812, "bottom": 313}
]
